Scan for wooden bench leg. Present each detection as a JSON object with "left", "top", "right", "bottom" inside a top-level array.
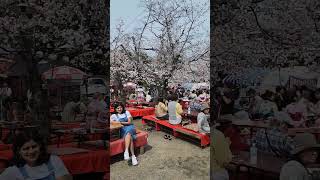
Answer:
[
  {"left": 155, "top": 123, "right": 160, "bottom": 131},
  {"left": 173, "top": 130, "right": 178, "bottom": 137}
]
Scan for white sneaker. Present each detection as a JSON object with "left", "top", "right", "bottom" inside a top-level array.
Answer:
[
  {"left": 124, "top": 151, "right": 129, "bottom": 160},
  {"left": 131, "top": 155, "right": 138, "bottom": 166}
]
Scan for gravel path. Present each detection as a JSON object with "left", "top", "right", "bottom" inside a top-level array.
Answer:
[{"left": 110, "top": 119, "right": 210, "bottom": 180}]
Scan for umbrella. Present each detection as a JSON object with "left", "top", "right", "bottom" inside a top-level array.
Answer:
[{"left": 42, "top": 65, "right": 87, "bottom": 80}]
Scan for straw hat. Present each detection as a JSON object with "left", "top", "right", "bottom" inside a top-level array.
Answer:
[
  {"left": 201, "top": 103, "right": 210, "bottom": 111},
  {"left": 291, "top": 133, "right": 320, "bottom": 155}
]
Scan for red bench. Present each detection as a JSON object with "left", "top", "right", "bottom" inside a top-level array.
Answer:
[
  {"left": 110, "top": 129, "right": 148, "bottom": 156},
  {"left": 142, "top": 115, "right": 210, "bottom": 147}
]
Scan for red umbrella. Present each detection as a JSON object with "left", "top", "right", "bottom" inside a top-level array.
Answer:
[{"left": 42, "top": 65, "right": 87, "bottom": 80}]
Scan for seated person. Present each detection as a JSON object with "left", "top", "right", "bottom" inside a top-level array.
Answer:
[
  {"left": 110, "top": 103, "right": 138, "bottom": 166},
  {"left": 253, "top": 111, "right": 295, "bottom": 158},
  {"left": 211, "top": 121, "right": 232, "bottom": 180},
  {"left": 61, "top": 96, "right": 80, "bottom": 122},
  {"left": 247, "top": 88, "right": 263, "bottom": 117},
  {"left": 0, "top": 130, "right": 72, "bottom": 180},
  {"left": 255, "top": 90, "right": 278, "bottom": 119},
  {"left": 155, "top": 97, "right": 169, "bottom": 120},
  {"left": 188, "top": 90, "right": 197, "bottom": 100},
  {"left": 168, "top": 94, "right": 183, "bottom": 125},
  {"left": 280, "top": 133, "right": 320, "bottom": 180},
  {"left": 284, "top": 92, "right": 307, "bottom": 127},
  {"left": 197, "top": 104, "right": 210, "bottom": 134},
  {"left": 86, "top": 93, "right": 106, "bottom": 130},
  {"left": 129, "top": 93, "right": 137, "bottom": 100},
  {"left": 218, "top": 86, "right": 235, "bottom": 116},
  {"left": 189, "top": 98, "right": 202, "bottom": 112}
]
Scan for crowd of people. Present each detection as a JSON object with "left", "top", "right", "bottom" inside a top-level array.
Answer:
[
  {"left": 154, "top": 88, "right": 211, "bottom": 133},
  {"left": 211, "top": 81, "right": 320, "bottom": 180},
  {"left": 61, "top": 92, "right": 108, "bottom": 131},
  {"left": 213, "top": 83, "right": 320, "bottom": 128}
]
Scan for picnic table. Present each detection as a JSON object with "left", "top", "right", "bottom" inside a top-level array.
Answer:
[
  {"left": 110, "top": 107, "right": 155, "bottom": 117},
  {"left": 229, "top": 151, "right": 320, "bottom": 179},
  {"left": 218, "top": 119, "right": 269, "bottom": 138},
  {"left": 228, "top": 151, "right": 286, "bottom": 179},
  {"left": 288, "top": 127, "right": 320, "bottom": 140},
  {"left": 52, "top": 128, "right": 107, "bottom": 148}
]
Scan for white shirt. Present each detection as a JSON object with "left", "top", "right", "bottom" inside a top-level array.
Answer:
[
  {"left": 280, "top": 160, "right": 311, "bottom": 180},
  {"left": 110, "top": 111, "right": 132, "bottom": 122},
  {"left": 146, "top": 94, "right": 152, "bottom": 102},
  {"left": 0, "top": 155, "right": 69, "bottom": 180},
  {"left": 197, "top": 112, "right": 210, "bottom": 133}
]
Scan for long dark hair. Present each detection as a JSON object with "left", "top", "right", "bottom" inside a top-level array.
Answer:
[
  {"left": 12, "top": 130, "right": 50, "bottom": 167},
  {"left": 158, "top": 97, "right": 166, "bottom": 104},
  {"left": 114, "top": 103, "right": 126, "bottom": 114}
]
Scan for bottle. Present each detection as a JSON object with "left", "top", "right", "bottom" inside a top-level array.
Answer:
[{"left": 250, "top": 142, "right": 257, "bottom": 164}]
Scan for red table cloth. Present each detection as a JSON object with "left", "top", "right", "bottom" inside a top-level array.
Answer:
[
  {"left": 126, "top": 107, "right": 155, "bottom": 117},
  {"left": 110, "top": 107, "right": 155, "bottom": 117}
]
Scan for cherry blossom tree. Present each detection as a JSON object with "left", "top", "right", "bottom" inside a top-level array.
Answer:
[
  {"left": 111, "top": 0, "right": 209, "bottom": 98},
  {"left": 0, "top": 0, "right": 108, "bottom": 137},
  {"left": 211, "top": 0, "right": 320, "bottom": 85}
]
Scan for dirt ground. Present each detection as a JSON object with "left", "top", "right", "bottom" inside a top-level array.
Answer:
[{"left": 110, "top": 119, "right": 210, "bottom": 180}]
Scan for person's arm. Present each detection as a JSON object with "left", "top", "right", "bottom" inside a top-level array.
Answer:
[
  {"left": 212, "top": 130, "right": 232, "bottom": 167},
  {"left": 52, "top": 156, "right": 73, "bottom": 180},
  {"left": 176, "top": 103, "right": 183, "bottom": 115},
  {"left": 110, "top": 115, "right": 120, "bottom": 124},
  {"left": 120, "top": 111, "right": 133, "bottom": 125},
  {"left": 197, "top": 114, "right": 204, "bottom": 131},
  {"left": 161, "top": 103, "right": 168, "bottom": 112}
]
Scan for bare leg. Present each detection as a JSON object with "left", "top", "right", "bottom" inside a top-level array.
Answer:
[
  {"left": 130, "top": 138, "right": 135, "bottom": 156},
  {"left": 125, "top": 133, "right": 131, "bottom": 152}
]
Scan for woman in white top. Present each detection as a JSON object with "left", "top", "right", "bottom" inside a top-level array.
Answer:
[
  {"left": 0, "top": 130, "right": 71, "bottom": 180},
  {"left": 110, "top": 103, "right": 138, "bottom": 166}
]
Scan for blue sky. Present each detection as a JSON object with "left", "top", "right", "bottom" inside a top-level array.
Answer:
[
  {"left": 110, "top": 0, "right": 144, "bottom": 36},
  {"left": 110, "top": 0, "right": 209, "bottom": 39}
]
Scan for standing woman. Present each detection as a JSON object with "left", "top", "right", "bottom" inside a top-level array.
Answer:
[
  {"left": 110, "top": 103, "right": 138, "bottom": 166},
  {"left": 0, "top": 130, "right": 72, "bottom": 180}
]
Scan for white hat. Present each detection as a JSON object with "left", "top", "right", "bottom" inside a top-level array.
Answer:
[
  {"left": 201, "top": 103, "right": 210, "bottom": 111},
  {"left": 291, "top": 133, "right": 320, "bottom": 155}
]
